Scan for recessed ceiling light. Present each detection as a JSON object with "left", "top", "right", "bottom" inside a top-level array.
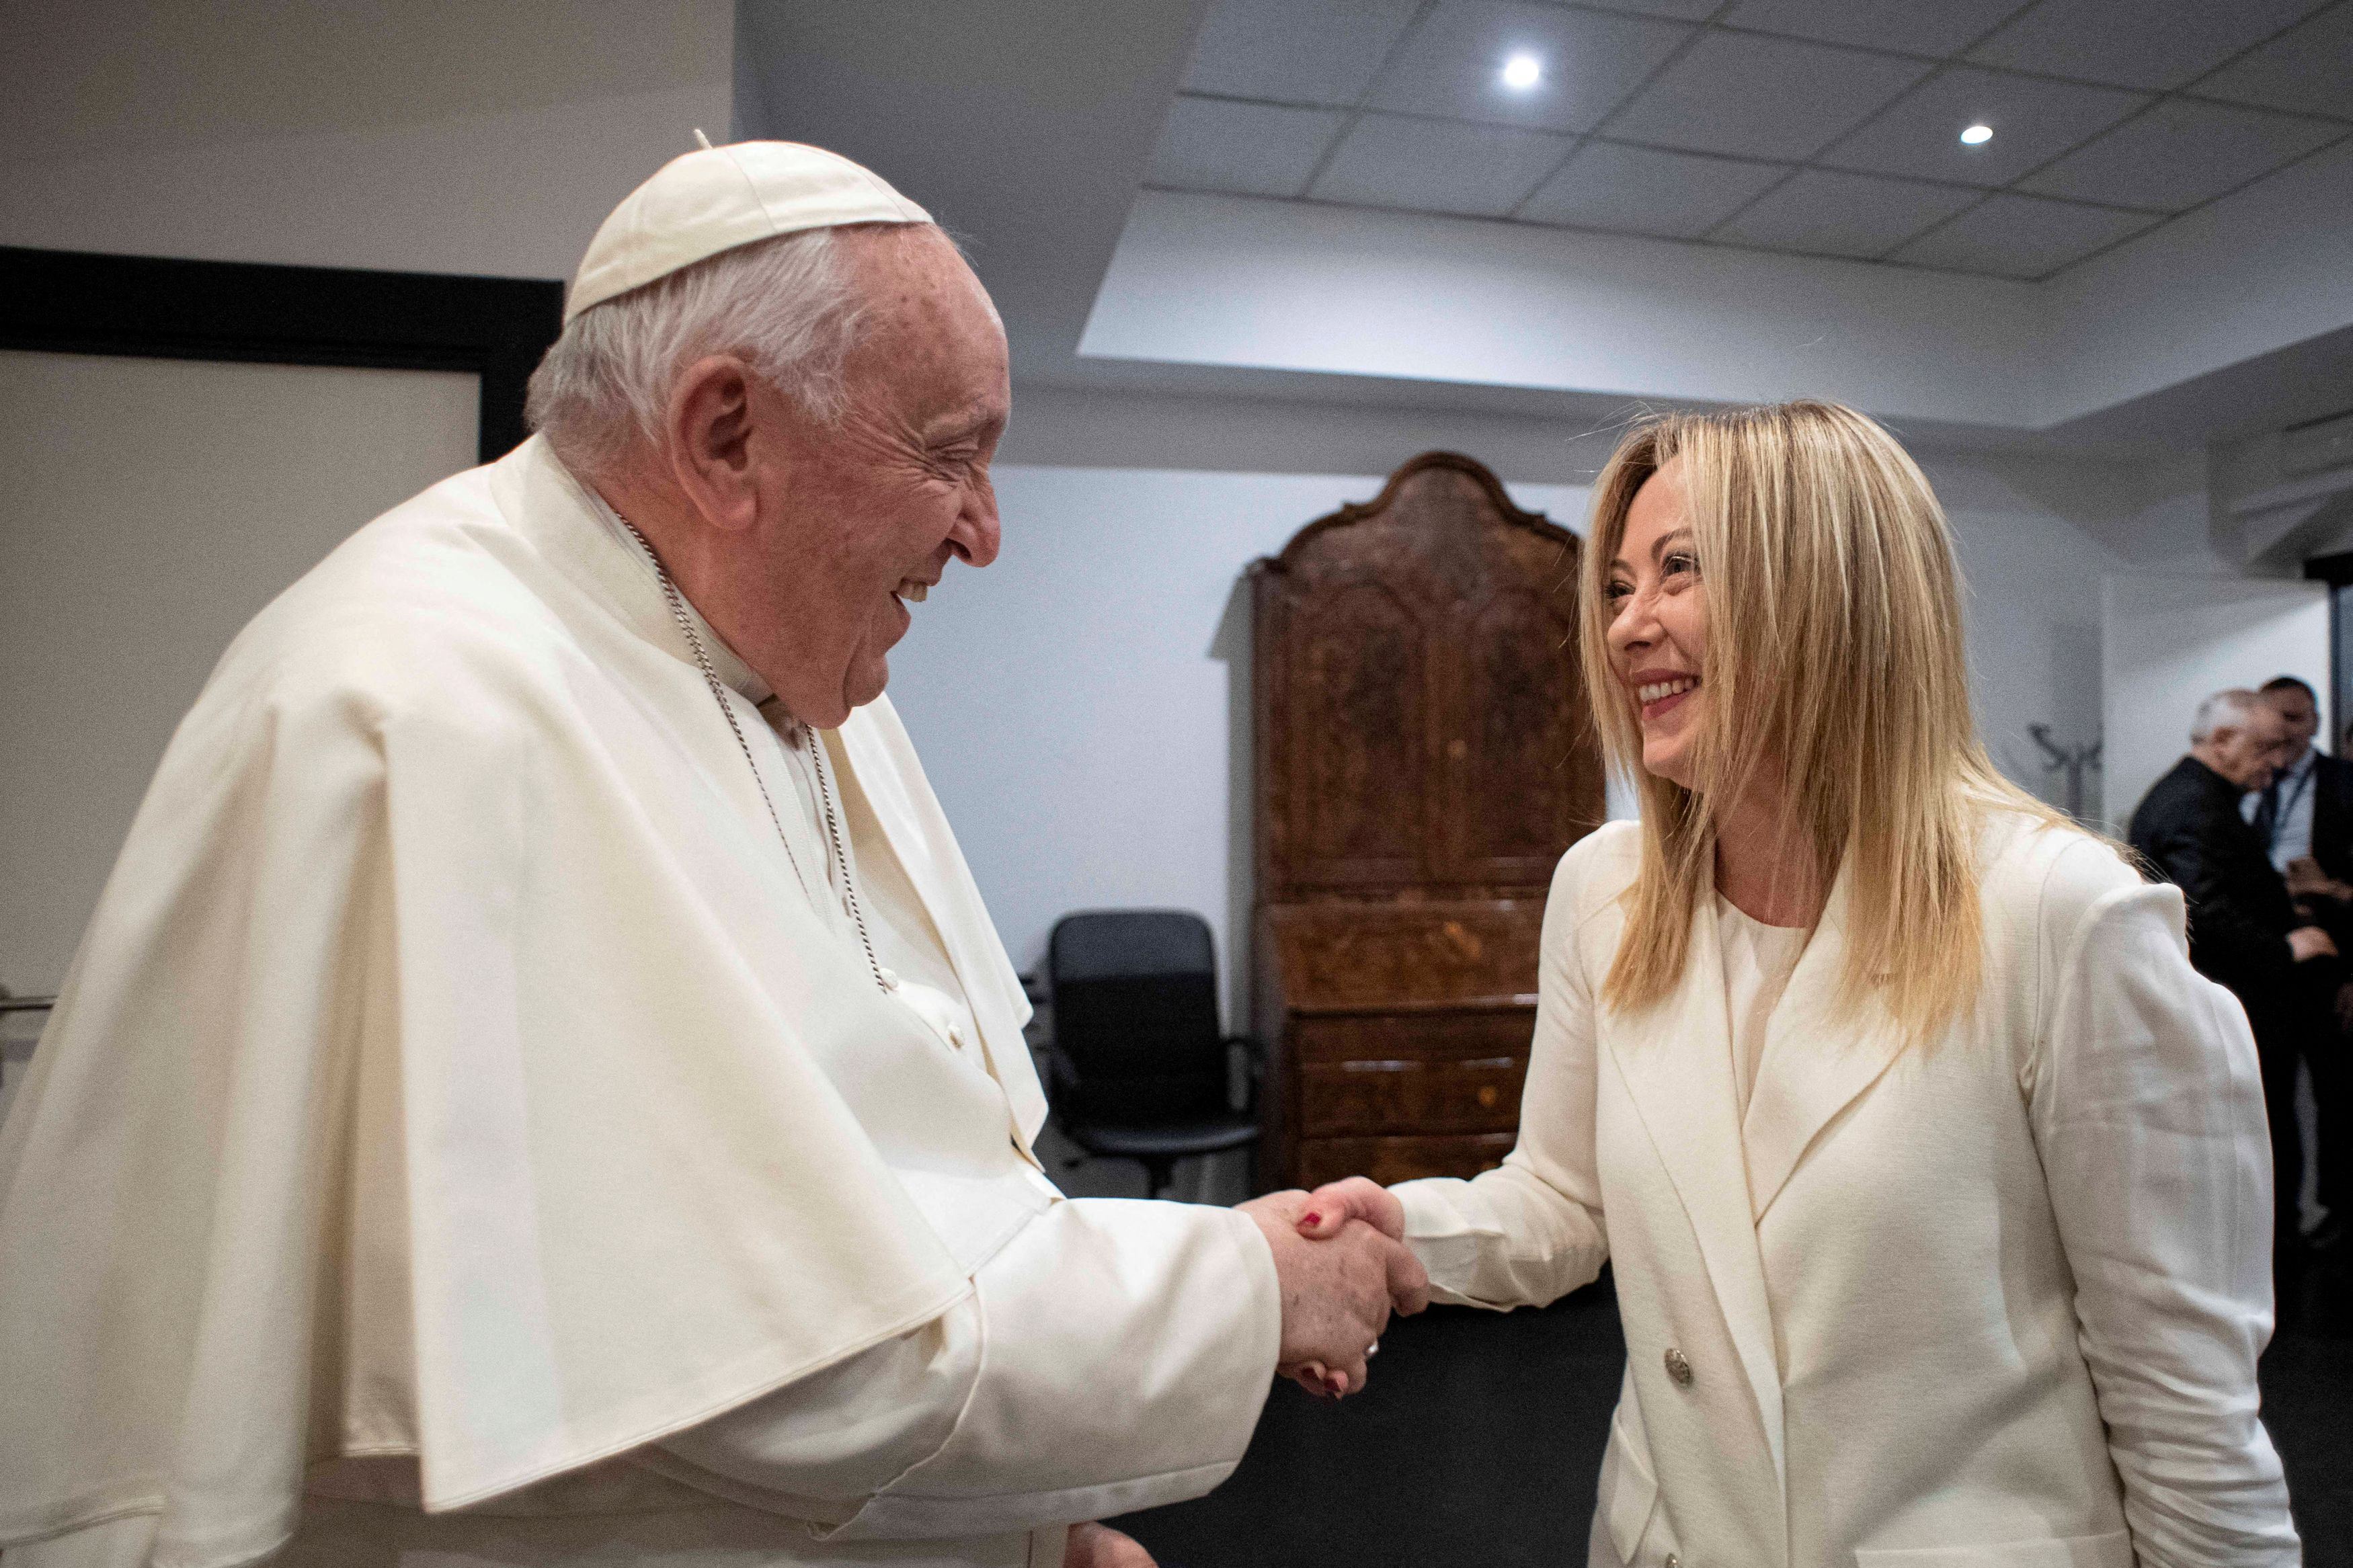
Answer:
[
  {"left": 1960, "top": 123, "right": 1993, "bottom": 145},
  {"left": 1501, "top": 52, "right": 1542, "bottom": 90}
]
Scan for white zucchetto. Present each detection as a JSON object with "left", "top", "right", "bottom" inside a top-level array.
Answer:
[{"left": 565, "top": 139, "right": 933, "bottom": 321}]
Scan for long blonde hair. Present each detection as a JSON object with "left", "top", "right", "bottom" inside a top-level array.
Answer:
[{"left": 1580, "top": 400, "right": 2061, "bottom": 1042}]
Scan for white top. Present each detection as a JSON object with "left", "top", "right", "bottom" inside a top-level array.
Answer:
[
  {"left": 566, "top": 140, "right": 932, "bottom": 321},
  {"left": 1714, "top": 895, "right": 1808, "bottom": 1122}
]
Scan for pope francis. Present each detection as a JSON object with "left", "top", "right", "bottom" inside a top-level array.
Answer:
[{"left": 0, "top": 142, "right": 1425, "bottom": 1568}]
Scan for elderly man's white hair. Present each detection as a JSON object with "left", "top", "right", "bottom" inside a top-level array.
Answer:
[
  {"left": 526, "top": 223, "right": 924, "bottom": 479},
  {"left": 2190, "top": 688, "right": 2264, "bottom": 744}
]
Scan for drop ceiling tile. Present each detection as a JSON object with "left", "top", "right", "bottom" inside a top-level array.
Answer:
[
  {"left": 1713, "top": 167, "right": 1981, "bottom": 257},
  {"left": 1310, "top": 112, "right": 1574, "bottom": 216},
  {"left": 1720, "top": 0, "right": 2024, "bottom": 58},
  {"left": 2020, "top": 96, "right": 2345, "bottom": 210},
  {"left": 1150, "top": 97, "right": 1348, "bottom": 197},
  {"left": 1367, "top": 1, "right": 1691, "bottom": 134},
  {"left": 1820, "top": 67, "right": 2149, "bottom": 186},
  {"left": 1891, "top": 193, "right": 2159, "bottom": 277},
  {"left": 1597, "top": 0, "right": 1720, "bottom": 17},
  {"left": 1603, "top": 32, "right": 1932, "bottom": 161},
  {"left": 2196, "top": 2, "right": 2353, "bottom": 121},
  {"left": 1968, "top": 0, "right": 2327, "bottom": 91},
  {"left": 1520, "top": 141, "right": 1790, "bottom": 236},
  {"left": 1183, "top": 0, "right": 1423, "bottom": 106}
]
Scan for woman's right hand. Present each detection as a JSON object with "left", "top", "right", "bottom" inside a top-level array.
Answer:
[
  {"left": 1295, "top": 1176, "right": 1406, "bottom": 1243},
  {"left": 1287, "top": 1178, "right": 1415, "bottom": 1399}
]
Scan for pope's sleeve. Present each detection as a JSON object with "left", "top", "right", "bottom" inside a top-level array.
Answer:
[
  {"left": 1386, "top": 843, "right": 1610, "bottom": 1309},
  {"left": 639, "top": 1196, "right": 1281, "bottom": 1539}
]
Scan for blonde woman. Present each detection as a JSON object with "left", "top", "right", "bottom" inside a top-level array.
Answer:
[{"left": 1300, "top": 402, "right": 2297, "bottom": 1566}]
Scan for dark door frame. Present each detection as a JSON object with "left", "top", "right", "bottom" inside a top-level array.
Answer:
[
  {"left": 0, "top": 246, "right": 562, "bottom": 463},
  {"left": 2305, "top": 552, "right": 2353, "bottom": 753}
]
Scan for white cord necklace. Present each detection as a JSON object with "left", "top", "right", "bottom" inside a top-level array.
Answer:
[{"left": 616, "top": 515, "right": 889, "bottom": 995}]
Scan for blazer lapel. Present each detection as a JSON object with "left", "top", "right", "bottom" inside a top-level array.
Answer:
[
  {"left": 1741, "top": 866, "right": 1908, "bottom": 1223},
  {"left": 1605, "top": 893, "right": 1789, "bottom": 1489}
]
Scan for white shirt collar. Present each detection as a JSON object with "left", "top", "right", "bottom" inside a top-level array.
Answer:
[{"left": 560, "top": 463, "right": 776, "bottom": 709}]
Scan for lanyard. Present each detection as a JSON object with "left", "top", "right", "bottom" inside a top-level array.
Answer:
[{"left": 2266, "top": 757, "right": 2317, "bottom": 851}]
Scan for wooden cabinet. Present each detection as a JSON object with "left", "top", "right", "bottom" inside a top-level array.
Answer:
[{"left": 1251, "top": 452, "right": 1603, "bottom": 1190}]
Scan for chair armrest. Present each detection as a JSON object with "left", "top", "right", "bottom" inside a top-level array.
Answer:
[
  {"left": 1223, "top": 1034, "right": 1265, "bottom": 1114},
  {"left": 1038, "top": 1041, "right": 1082, "bottom": 1106}
]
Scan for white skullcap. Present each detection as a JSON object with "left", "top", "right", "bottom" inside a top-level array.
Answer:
[{"left": 565, "top": 139, "right": 932, "bottom": 322}]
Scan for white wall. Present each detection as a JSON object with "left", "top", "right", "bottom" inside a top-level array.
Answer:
[
  {"left": 887, "top": 404, "right": 2165, "bottom": 1024},
  {"left": 0, "top": 0, "right": 733, "bottom": 281},
  {"left": 0, "top": 352, "right": 479, "bottom": 1002}
]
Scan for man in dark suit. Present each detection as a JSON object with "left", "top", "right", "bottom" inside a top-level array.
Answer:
[
  {"left": 2130, "top": 687, "right": 2336, "bottom": 1266},
  {"left": 2255, "top": 675, "right": 2353, "bottom": 1247},
  {"left": 2255, "top": 676, "right": 2353, "bottom": 887}
]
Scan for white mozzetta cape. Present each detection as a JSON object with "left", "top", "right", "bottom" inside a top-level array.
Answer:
[{"left": 0, "top": 439, "right": 1101, "bottom": 1567}]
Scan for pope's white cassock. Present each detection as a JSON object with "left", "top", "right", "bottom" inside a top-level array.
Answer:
[{"left": 0, "top": 433, "right": 1281, "bottom": 1568}]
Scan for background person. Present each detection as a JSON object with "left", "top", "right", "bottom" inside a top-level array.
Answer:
[
  {"left": 2132, "top": 686, "right": 2336, "bottom": 1276},
  {"left": 2254, "top": 674, "right": 2353, "bottom": 1250},
  {"left": 1300, "top": 401, "right": 2295, "bottom": 1567}
]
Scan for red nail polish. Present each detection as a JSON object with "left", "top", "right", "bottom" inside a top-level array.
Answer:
[{"left": 1302, "top": 1211, "right": 1322, "bottom": 1227}]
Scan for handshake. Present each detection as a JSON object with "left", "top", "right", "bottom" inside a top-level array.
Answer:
[{"left": 1236, "top": 1178, "right": 1426, "bottom": 1399}]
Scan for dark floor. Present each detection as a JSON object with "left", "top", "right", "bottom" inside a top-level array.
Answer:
[{"left": 1115, "top": 1266, "right": 2353, "bottom": 1568}]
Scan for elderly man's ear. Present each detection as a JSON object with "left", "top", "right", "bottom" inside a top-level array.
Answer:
[{"left": 665, "top": 354, "right": 768, "bottom": 534}]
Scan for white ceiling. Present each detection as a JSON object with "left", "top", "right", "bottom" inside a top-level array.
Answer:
[
  {"left": 1149, "top": 0, "right": 2353, "bottom": 280},
  {"left": 744, "top": 0, "right": 2353, "bottom": 454}
]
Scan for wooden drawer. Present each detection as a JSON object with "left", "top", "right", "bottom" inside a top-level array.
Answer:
[
  {"left": 1295, "top": 1133, "right": 1517, "bottom": 1188},
  {"left": 1261, "top": 899, "right": 1544, "bottom": 1012},
  {"left": 1291, "top": 1008, "right": 1533, "bottom": 1063},
  {"left": 1297, "top": 1055, "right": 1524, "bottom": 1137}
]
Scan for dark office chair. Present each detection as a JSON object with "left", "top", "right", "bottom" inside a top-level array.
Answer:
[{"left": 1044, "top": 910, "right": 1260, "bottom": 1198}]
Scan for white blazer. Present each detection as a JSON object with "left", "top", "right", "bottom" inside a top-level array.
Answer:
[{"left": 1394, "top": 815, "right": 2298, "bottom": 1568}]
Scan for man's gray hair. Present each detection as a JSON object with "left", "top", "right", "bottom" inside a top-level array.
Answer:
[
  {"left": 2191, "top": 688, "right": 2264, "bottom": 743},
  {"left": 525, "top": 225, "right": 902, "bottom": 480}
]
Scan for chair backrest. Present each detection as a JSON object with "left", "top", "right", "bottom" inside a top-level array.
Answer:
[{"left": 1047, "top": 910, "right": 1227, "bottom": 1126}]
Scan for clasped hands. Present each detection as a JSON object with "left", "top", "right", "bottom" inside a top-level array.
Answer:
[{"left": 1236, "top": 1176, "right": 1424, "bottom": 1399}]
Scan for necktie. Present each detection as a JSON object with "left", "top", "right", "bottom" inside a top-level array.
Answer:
[{"left": 2255, "top": 776, "right": 2282, "bottom": 847}]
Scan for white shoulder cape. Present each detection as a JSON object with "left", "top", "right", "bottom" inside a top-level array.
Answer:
[{"left": 0, "top": 438, "right": 1049, "bottom": 1567}]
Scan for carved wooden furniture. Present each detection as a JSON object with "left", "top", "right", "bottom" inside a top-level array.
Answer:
[{"left": 1250, "top": 452, "right": 1603, "bottom": 1190}]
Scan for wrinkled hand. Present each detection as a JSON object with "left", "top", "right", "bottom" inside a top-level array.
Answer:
[
  {"left": 1286, "top": 1176, "right": 1414, "bottom": 1395},
  {"left": 2290, "top": 925, "right": 2338, "bottom": 963},
  {"left": 1064, "top": 1522, "right": 1156, "bottom": 1568},
  {"left": 1238, "top": 1190, "right": 1428, "bottom": 1401}
]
